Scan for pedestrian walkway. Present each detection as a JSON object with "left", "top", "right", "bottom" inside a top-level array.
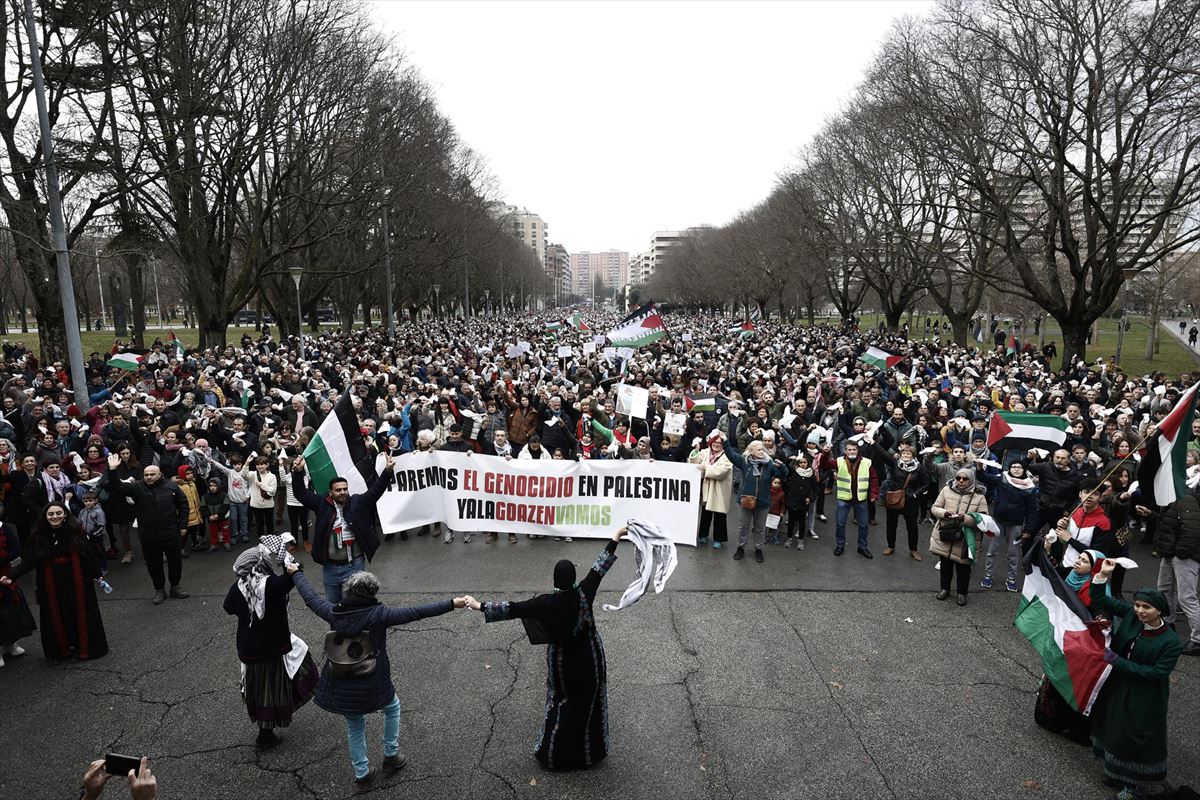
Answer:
[{"left": 1162, "top": 319, "right": 1200, "bottom": 362}]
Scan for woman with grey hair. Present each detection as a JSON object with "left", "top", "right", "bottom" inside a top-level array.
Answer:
[
  {"left": 287, "top": 561, "right": 470, "bottom": 789},
  {"left": 223, "top": 534, "right": 317, "bottom": 748}
]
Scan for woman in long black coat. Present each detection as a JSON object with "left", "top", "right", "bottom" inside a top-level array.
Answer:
[
  {"left": 468, "top": 526, "right": 628, "bottom": 771},
  {"left": 0, "top": 501, "right": 108, "bottom": 661}
]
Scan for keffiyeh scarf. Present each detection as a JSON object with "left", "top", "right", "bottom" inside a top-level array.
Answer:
[{"left": 602, "top": 518, "right": 678, "bottom": 612}]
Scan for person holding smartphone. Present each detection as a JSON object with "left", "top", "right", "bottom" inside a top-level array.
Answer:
[{"left": 78, "top": 755, "right": 155, "bottom": 800}]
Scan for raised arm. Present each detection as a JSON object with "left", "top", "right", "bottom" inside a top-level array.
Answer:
[
  {"left": 579, "top": 527, "right": 625, "bottom": 601},
  {"left": 291, "top": 569, "right": 337, "bottom": 622}
]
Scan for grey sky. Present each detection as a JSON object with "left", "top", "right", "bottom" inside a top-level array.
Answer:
[{"left": 373, "top": 0, "right": 935, "bottom": 256}]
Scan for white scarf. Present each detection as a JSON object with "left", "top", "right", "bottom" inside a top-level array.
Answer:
[{"left": 602, "top": 518, "right": 678, "bottom": 612}]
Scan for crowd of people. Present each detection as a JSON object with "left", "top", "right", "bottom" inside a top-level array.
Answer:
[{"left": 0, "top": 309, "right": 1197, "bottom": 797}]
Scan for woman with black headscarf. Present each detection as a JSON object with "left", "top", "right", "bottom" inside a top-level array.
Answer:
[
  {"left": 223, "top": 534, "right": 317, "bottom": 748},
  {"left": 1086, "top": 560, "right": 1184, "bottom": 800},
  {"left": 467, "top": 526, "right": 629, "bottom": 771}
]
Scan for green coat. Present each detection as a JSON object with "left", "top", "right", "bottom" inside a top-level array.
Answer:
[{"left": 1089, "top": 581, "right": 1184, "bottom": 768}]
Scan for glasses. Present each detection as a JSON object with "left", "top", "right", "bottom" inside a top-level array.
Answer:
[{"left": 955, "top": 476, "right": 970, "bottom": 481}]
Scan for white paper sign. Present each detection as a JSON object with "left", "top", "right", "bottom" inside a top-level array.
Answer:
[
  {"left": 682, "top": 333, "right": 693, "bottom": 342},
  {"left": 616, "top": 383, "right": 650, "bottom": 419},
  {"left": 557, "top": 345, "right": 573, "bottom": 358},
  {"left": 664, "top": 412, "right": 687, "bottom": 436},
  {"left": 517, "top": 340, "right": 531, "bottom": 354},
  {"left": 603, "top": 347, "right": 617, "bottom": 360},
  {"left": 593, "top": 335, "right": 607, "bottom": 345},
  {"left": 582, "top": 342, "right": 596, "bottom": 354},
  {"left": 505, "top": 345, "right": 523, "bottom": 359},
  {"left": 617, "top": 347, "right": 635, "bottom": 361}
]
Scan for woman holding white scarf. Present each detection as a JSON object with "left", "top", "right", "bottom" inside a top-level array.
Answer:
[{"left": 223, "top": 534, "right": 317, "bottom": 748}]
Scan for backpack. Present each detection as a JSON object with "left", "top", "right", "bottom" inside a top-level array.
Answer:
[{"left": 323, "top": 630, "right": 377, "bottom": 678}]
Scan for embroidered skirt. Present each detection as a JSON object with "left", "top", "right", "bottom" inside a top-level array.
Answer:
[
  {"left": 243, "top": 652, "right": 318, "bottom": 728},
  {"left": 1092, "top": 735, "right": 1168, "bottom": 790}
]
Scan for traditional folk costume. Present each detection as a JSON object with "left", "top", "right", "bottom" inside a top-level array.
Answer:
[
  {"left": 223, "top": 535, "right": 317, "bottom": 735},
  {"left": 0, "top": 522, "right": 36, "bottom": 650},
  {"left": 1088, "top": 582, "right": 1184, "bottom": 794},
  {"left": 9, "top": 525, "right": 107, "bottom": 661},
  {"left": 482, "top": 540, "right": 619, "bottom": 771}
]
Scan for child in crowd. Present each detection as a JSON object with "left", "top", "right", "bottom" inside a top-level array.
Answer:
[
  {"left": 767, "top": 476, "right": 786, "bottom": 545},
  {"left": 176, "top": 465, "right": 205, "bottom": 555},
  {"left": 203, "top": 476, "right": 232, "bottom": 552},
  {"left": 79, "top": 491, "right": 108, "bottom": 575}
]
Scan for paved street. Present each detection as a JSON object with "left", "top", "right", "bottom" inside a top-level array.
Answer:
[{"left": 4, "top": 520, "right": 1198, "bottom": 800}]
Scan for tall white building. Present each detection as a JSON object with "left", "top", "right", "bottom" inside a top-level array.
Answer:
[
  {"left": 490, "top": 203, "right": 548, "bottom": 265},
  {"left": 570, "top": 250, "right": 629, "bottom": 297},
  {"left": 630, "top": 228, "right": 710, "bottom": 284}
]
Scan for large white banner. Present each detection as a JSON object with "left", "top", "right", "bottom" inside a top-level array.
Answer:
[{"left": 375, "top": 452, "right": 701, "bottom": 545}]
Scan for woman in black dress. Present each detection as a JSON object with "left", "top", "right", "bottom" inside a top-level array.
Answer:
[
  {"left": 467, "top": 526, "right": 627, "bottom": 771},
  {"left": 0, "top": 501, "right": 108, "bottom": 661}
]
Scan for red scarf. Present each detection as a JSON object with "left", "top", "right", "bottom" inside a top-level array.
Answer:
[{"left": 43, "top": 549, "right": 89, "bottom": 659}]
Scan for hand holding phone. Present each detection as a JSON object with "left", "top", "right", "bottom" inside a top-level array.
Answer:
[{"left": 104, "top": 753, "right": 142, "bottom": 776}]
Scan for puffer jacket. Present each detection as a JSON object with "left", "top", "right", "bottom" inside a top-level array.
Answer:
[
  {"left": 1157, "top": 489, "right": 1200, "bottom": 560},
  {"left": 930, "top": 484, "right": 989, "bottom": 564},
  {"left": 293, "top": 571, "right": 454, "bottom": 715}
]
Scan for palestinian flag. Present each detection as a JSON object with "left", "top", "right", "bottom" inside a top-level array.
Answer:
[
  {"left": 685, "top": 394, "right": 717, "bottom": 413},
  {"left": 1015, "top": 547, "right": 1112, "bottom": 715},
  {"left": 986, "top": 411, "right": 1068, "bottom": 452},
  {"left": 1137, "top": 380, "right": 1199, "bottom": 508},
  {"left": 302, "top": 393, "right": 373, "bottom": 495},
  {"left": 966, "top": 511, "right": 1001, "bottom": 537},
  {"left": 1006, "top": 331, "right": 1019, "bottom": 356},
  {"left": 860, "top": 347, "right": 903, "bottom": 371},
  {"left": 607, "top": 302, "right": 667, "bottom": 347},
  {"left": 545, "top": 320, "right": 564, "bottom": 331},
  {"left": 106, "top": 352, "right": 143, "bottom": 371},
  {"left": 165, "top": 331, "right": 185, "bottom": 357},
  {"left": 567, "top": 311, "right": 588, "bottom": 332}
]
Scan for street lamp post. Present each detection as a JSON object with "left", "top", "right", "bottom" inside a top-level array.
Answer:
[
  {"left": 23, "top": 0, "right": 88, "bottom": 407},
  {"left": 289, "top": 264, "right": 304, "bottom": 342},
  {"left": 432, "top": 283, "right": 441, "bottom": 319},
  {"left": 1115, "top": 267, "right": 1139, "bottom": 366}
]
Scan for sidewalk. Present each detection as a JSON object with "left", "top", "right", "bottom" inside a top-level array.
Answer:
[{"left": 1162, "top": 319, "right": 1200, "bottom": 363}]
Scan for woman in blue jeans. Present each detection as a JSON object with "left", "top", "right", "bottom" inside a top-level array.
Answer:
[{"left": 288, "top": 564, "right": 471, "bottom": 788}]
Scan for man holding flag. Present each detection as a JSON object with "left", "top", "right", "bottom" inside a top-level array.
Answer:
[{"left": 290, "top": 394, "right": 397, "bottom": 602}]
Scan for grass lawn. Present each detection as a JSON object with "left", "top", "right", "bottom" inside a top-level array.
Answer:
[
  {"left": 3, "top": 326, "right": 281, "bottom": 358},
  {"left": 827, "top": 313, "right": 1199, "bottom": 378}
]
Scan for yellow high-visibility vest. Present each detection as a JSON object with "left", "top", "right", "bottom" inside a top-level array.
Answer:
[{"left": 836, "top": 456, "right": 872, "bottom": 501}]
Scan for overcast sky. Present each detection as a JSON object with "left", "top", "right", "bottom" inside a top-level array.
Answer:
[{"left": 373, "top": 0, "right": 935, "bottom": 256}]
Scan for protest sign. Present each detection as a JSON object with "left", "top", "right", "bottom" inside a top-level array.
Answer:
[
  {"left": 377, "top": 452, "right": 700, "bottom": 545},
  {"left": 663, "top": 412, "right": 687, "bottom": 436},
  {"left": 615, "top": 383, "right": 650, "bottom": 418}
]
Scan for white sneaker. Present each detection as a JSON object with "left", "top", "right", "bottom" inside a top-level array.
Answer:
[
  {"left": 809, "top": 531, "right": 819, "bottom": 540},
  {"left": 4, "top": 644, "right": 24, "bottom": 657},
  {"left": 443, "top": 531, "right": 453, "bottom": 543},
  {"left": 564, "top": 537, "right": 573, "bottom": 542},
  {"left": 0, "top": 654, "right": 4, "bottom": 668},
  {"left": 464, "top": 532, "right": 473, "bottom": 543},
  {"left": 798, "top": 540, "right": 805, "bottom": 550}
]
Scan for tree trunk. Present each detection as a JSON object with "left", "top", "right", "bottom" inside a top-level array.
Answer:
[
  {"left": 1059, "top": 320, "right": 1090, "bottom": 368},
  {"left": 949, "top": 315, "right": 971, "bottom": 348},
  {"left": 126, "top": 254, "right": 147, "bottom": 350},
  {"left": 197, "top": 312, "right": 229, "bottom": 350},
  {"left": 883, "top": 304, "right": 905, "bottom": 333}
]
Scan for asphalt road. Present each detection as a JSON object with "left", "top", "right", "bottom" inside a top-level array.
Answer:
[{"left": 3, "top": 516, "right": 1197, "bottom": 800}]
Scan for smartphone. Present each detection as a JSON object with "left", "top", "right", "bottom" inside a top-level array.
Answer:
[{"left": 103, "top": 753, "right": 142, "bottom": 776}]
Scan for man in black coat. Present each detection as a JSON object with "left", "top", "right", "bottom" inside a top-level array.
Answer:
[
  {"left": 102, "top": 453, "right": 190, "bottom": 605},
  {"left": 1025, "top": 448, "right": 1082, "bottom": 549},
  {"left": 290, "top": 453, "right": 394, "bottom": 604}
]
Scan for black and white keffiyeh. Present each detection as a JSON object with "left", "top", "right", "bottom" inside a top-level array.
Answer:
[{"left": 602, "top": 518, "right": 678, "bottom": 612}]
